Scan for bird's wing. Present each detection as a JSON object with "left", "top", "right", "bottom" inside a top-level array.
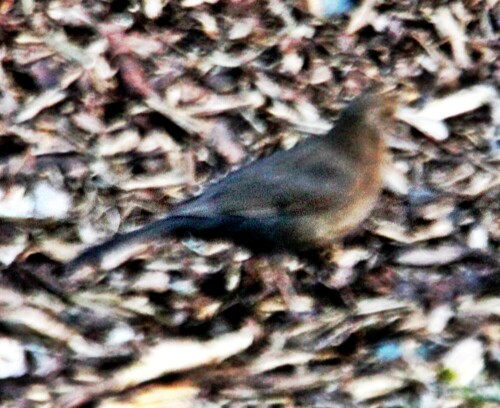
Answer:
[{"left": 175, "top": 137, "right": 356, "bottom": 218}]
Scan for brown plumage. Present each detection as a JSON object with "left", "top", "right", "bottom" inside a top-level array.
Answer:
[{"left": 66, "top": 89, "right": 397, "bottom": 279}]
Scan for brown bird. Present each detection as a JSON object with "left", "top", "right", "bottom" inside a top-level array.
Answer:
[{"left": 66, "top": 89, "right": 397, "bottom": 282}]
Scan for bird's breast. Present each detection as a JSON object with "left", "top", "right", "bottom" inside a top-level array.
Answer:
[{"left": 305, "top": 159, "right": 384, "bottom": 246}]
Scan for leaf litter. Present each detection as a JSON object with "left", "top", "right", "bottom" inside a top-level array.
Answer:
[{"left": 0, "top": 0, "right": 498, "bottom": 407}]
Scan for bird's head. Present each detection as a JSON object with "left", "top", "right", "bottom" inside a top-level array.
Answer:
[{"left": 343, "top": 87, "right": 398, "bottom": 131}]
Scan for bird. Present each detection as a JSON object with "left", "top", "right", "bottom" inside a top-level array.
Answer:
[{"left": 65, "top": 88, "right": 397, "bottom": 285}]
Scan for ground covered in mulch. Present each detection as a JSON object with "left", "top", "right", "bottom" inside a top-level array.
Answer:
[{"left": 0, "top": 0, "right": 499, "bottom": 407}]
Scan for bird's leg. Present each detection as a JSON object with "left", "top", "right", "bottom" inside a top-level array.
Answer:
[
  {"left": 246, "top": 255, "right": 298, "bottom": 308},
  {"left": 300, "top": 244, "right": 360, "bottom": 309},
  {"left": 301, "top": 244, "right": 341, "bottom": 276},
  {"left": 302, "top": 243, "right": 359, "bottom": 289},
  {"left": 268, "top": 254, "right": 298, "bottom": 307}
]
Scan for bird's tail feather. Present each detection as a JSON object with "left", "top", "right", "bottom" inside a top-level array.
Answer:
[{"left": 66, "top": 215, "right": 215, "bottom": 273}]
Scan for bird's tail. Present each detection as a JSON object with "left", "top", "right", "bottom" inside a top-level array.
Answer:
[{"left": 65, "top": 215, "right": 215, "bottom": 279}]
